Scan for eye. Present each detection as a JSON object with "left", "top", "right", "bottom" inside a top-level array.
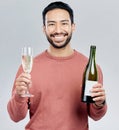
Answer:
[
  {"left": 62, "top": 22, "right": 68, "bottom": 26},
  {"left": 48, "top": 23, "right": 55, "bottom": 26}
]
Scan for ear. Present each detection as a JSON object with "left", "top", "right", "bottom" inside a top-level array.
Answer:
[
  {"left": 43, "top": 25, "right": 46, "bottom": 33},
  {"left": 72, "top": 23, "right": 76, "bottom": 32}
]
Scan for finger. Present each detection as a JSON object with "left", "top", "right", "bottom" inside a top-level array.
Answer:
[
  {"left": 16, "top": 76, "right": 31, "bottom": 85},
  {"left": 91, "top": 85, "right": 105, "bottom": 92},
  {"left": 16, "top": 85, "right": 27, "bottom": 95},
  {"left": 91, "top": 89, "right": 105, "bottom": 98},
  {"left": 15, "top": 80, "right": 32, "bottom": 88},
  {"left": 17, "top": 73, "right": 31, "bottom": 81},
  {"left": 15, "top": 81, "right": 27, "bottom": 86},
  {"left": 92, "top": 83, "right": 102, "bottom": 89},
  {"left": 93, "top": 95, "right": 105, "bottom": 102},
  {"left": 91, "top": 90, "right": 106, "bottom": 102}
]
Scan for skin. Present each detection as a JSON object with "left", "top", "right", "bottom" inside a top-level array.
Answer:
[
  {"left": 15, "top": 8, "right": 106, "bottom": 107},
  {"left": 43, "top": 9, "right": 75, "bottom": 57},
  {"left": 15, "top": 73, "right": 32, "bottom": 96},
  {"left": 91, "top": 83, "right": 106, "bottom": 107}
]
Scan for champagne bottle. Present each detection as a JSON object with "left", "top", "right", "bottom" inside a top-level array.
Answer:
[{"left": 81, "top": 45, "right": 98, "bottom": 103}]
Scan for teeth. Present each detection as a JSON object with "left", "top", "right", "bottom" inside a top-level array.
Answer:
[
  {"left": 55, "top": 38, "right": 64, "bottom": 42},
  {"left": 54, "top": 35, "right": 64, "bottom": 38},
  {"left": 55, "top": 34, "right": 65, "bottom": 37}
]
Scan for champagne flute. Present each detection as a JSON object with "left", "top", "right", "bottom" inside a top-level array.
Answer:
[{"left": 21, "top": 46, "right": 34, "bottom": 97}]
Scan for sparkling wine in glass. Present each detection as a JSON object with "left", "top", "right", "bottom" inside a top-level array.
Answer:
[{"left": 21, "top": 46, "right": 34, "bottom": 97}]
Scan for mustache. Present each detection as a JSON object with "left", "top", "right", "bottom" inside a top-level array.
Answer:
[{"left": 50, "top": 32, "right": 68, "bottom": 37}]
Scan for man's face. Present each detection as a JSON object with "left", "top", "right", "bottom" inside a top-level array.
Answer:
[{"left": 43, "top": 9, "right": 75, "bottom": 49}]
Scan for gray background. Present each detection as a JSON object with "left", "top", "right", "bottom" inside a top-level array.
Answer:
[{"left": 0, "top": 0, "right": 118, "bottom": 129}]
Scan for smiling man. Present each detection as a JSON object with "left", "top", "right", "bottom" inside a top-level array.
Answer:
[
  {"left": 44, "top": 8, "right": 74, "bottom": 49},
  {"left": 7, "top": 1, "right": 107, "bottom": 130}
]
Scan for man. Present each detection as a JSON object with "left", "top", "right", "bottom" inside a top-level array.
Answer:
[{"left": 7, "top": 1, "right": 107, "bottom": 130}]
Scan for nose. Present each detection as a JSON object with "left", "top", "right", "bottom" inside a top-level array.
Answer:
[{"left": 55, "top": 23, "right": 62, "bottom": 33}]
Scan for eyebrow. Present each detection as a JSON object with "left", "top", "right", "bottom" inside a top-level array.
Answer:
[
  {"left": 47, "top": 20, "right": 70, "bottom": 23},
  {"left": 61, "top": 20, "right": 70, "bottom": 22}
]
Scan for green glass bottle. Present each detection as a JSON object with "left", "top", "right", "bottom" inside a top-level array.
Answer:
[{"left": 81, "top": 45, "right": 98, "bottom": 103}]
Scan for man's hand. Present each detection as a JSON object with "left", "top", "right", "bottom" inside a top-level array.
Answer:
[
  {"left": 15, "top": 73, "right": 32, "bottom": 97},
  {"left": 91, "top": 83, "right": 106, "bottom": 107}
]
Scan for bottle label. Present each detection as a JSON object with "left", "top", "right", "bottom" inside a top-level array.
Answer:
[{"left": 84, "top": 80, "right": 98, "bottom": 96}]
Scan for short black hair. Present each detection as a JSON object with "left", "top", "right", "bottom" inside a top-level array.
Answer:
[{"left": 42, "top": 1, "right": 74, "bottom": 25}]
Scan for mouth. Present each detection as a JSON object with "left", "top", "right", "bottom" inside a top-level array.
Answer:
[
  {"left": 50, "top": 33, "right": 68, "bottom": 37},
  {"left": 50, "top": 33, "right": 68, "bottom": 42}
]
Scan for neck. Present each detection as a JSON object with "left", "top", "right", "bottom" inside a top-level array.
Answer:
[{"left": 47, "top": 44, "right": 74, "bottom": 57}]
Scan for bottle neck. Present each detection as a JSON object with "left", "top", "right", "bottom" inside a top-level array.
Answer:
[
  {"left": 88, "top": 46, "right": 96, "bottom": 75},
  {"left": 89, "top": 48, "right": 96, "bottom": 62}
]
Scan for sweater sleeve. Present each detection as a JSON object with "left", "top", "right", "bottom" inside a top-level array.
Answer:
[
  {"left": 88, "top": 65, "right": 107, "bottom": 121},
  {"left": 88, "top": 102, "right": 107, "bottom": 121},
  {"left": 7, "top": 66, "right": 29, "bottom": 122}
]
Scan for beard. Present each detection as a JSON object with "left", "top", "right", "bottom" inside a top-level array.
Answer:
[{"left": 45, "top": 32, "right": 72, "bottom": 49}]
